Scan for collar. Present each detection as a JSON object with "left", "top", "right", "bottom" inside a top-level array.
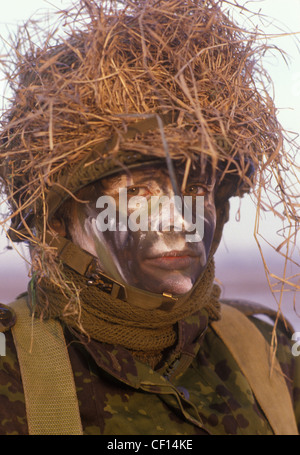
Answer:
[{"left": 66, "top": 308, "right": 209, "bottom": 388}]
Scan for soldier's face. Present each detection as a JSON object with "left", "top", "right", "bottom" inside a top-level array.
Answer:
[{"left": 66, "top": 162, "right": 217, "bottom": 295}]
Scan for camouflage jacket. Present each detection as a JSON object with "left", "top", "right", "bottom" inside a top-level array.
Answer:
[{"left": 0, "top": 298, "right": 299, "bottom": 435}]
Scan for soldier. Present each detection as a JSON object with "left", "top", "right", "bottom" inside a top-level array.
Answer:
[{"left": 0, "top": 0, "right": 299, "bottom": 435}]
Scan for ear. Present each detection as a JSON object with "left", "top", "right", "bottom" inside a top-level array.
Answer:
[{"left": 49, "top": 217, "right": 67, "bottom": 237}]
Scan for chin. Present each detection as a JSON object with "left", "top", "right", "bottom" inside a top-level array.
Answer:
[{"left": 152, "top": 275, "right": 194, "bottom": 295}]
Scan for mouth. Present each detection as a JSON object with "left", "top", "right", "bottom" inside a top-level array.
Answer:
[{"left": 143, "top": 250, "right": 199, "bottom": 270}]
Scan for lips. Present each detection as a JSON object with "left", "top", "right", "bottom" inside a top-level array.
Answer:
[{"left": 143, "top": 250, "right": 199, "bottom": 270}]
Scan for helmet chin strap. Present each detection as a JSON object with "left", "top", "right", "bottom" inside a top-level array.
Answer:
[{"left": 45, "top": 232, "right": 182, "bottom": 311}]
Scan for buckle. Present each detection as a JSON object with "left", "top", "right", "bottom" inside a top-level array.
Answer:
[
  {"left": 162, "top": 292, "right": 178, "bottom": 303},
  {"left": 86, "top": 269, "right": 127, "bottom": 301}
]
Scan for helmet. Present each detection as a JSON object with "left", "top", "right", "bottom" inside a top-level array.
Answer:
[{"left": 1, "top": 0, "right": 276, "bottom": 241}]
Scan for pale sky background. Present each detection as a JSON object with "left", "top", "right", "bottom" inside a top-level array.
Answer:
[{"left": 0, "top": 0, "right": 299, "bottom": 328}]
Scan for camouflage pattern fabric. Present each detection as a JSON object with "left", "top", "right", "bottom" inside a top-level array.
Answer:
[{"left": 0, "top": 299, "right": 299, "bottom": 435}]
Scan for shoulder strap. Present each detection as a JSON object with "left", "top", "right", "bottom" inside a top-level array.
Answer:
[
  {"left": 211, "top": 303, "right": 298, "bottom": 435},
  {"left": 220, "top": 298, "right": 295, "bottom": 336},
  {"left": 10, "top": 297, "right": 83, "bottom": 435}
]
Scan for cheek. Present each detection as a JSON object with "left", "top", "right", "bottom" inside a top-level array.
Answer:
[
  {"left": 205, "top": 202, "right": 217, "bottom": 231},
  {"left": 67, "top": 213, "right": 98, "bottom": 257},
  {"left": 203, "top": 197, "right": 217, "bottom": 251}
]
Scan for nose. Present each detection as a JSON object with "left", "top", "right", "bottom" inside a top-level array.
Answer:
[
  {"left": 165, "top": 196, "right": 185, "bottom": 232},
  {"left": 149, "top": 193, "right": 197, "bottom": 233}
]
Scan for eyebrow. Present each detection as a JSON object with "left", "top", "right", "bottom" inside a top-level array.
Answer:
[{"left": 130, "top": 168, "right": 160, "bottom": 182}]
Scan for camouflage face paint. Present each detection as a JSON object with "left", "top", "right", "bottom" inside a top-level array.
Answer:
[{"left": 67, "top": 162, "right": 217, "bottom": 295}]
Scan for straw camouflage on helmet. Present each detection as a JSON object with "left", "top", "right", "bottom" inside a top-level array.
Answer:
[{"left": 0, "top": 0, "right": 282, "bottom": 243}]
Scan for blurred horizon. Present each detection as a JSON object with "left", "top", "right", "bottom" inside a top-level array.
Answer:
[{"left": 0, "top": 239, "right": 299, "bottom": 329}]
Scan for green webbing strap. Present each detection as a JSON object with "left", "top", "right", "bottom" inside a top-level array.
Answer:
[
  {"left": 10, "top": 297, "right": 83, "bottom": 435},
  {"left": 211, "top": 303, "right": 299, "bottom": 436}
]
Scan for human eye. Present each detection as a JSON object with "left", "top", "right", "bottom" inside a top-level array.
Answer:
[
  {"left": 127, "top": 185, "right": 150, "bottom": 198},
  {"left": 184, "top": 184, "right": 208, "bottom": 197}
]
